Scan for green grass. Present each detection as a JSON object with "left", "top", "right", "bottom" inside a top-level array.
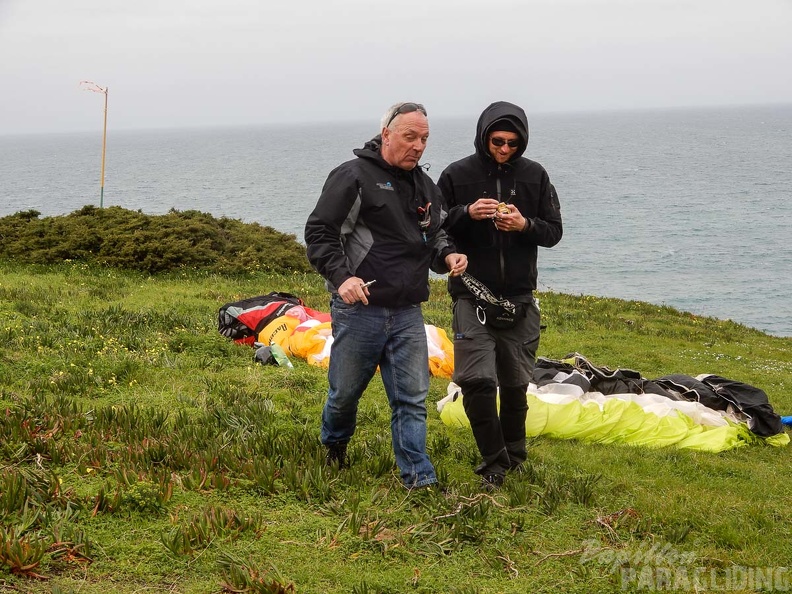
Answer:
[{"left": 1, "top": 260, "right": 791, "bottom": 593}]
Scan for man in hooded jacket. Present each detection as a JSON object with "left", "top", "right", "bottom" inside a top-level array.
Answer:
[
  {"left": 438, "top": 101, "right": 562, "bottom": 489},
  {"left": 305, "top": 101, "right": 467, "bottom": 490}
]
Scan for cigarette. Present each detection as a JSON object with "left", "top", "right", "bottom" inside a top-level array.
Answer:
[{"left": 361, "top": 280, "right": 377, "bottom": 288}]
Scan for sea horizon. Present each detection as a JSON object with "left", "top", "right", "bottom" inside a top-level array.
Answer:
[{"left": 3, "top": 100, "right": 791, "bottom": 138}]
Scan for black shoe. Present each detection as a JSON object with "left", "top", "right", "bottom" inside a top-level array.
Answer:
[
  {"left": 325, "top": 443, "right": 348, "bottom": 469},
  {"left": 481, "top": 474, "right": 504, "bottom": 491}
]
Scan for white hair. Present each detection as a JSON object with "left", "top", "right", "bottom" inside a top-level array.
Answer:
[{"left": 380, "top": 102, "right": 427, "bottom": 130}]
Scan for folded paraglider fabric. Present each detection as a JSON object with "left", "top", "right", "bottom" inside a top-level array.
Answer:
[
  {"left": 220, "top": 297, "right": 789, "bottom": 451},
  {"left": 218, "top": 294, "right": 455, "bottom": 378},
  {"left": 437, "top": 353, "right": 789, "bottom": 452}
]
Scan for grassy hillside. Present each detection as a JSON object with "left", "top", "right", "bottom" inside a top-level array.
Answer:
[{"left": 1, "top": 260, "right": 790, "bottom": 593}]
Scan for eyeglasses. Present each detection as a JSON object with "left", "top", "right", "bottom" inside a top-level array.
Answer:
[
  {"left": 490, "top": 137, "right": 520, "bottom": 148},
  {"left": 386, "top": 102, "right": 427, "bottom": 128}
]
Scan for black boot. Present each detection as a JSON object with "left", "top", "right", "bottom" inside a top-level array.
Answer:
[
  {"left": 325, "top": 443, "right": 348, "bottom": 469},
  {"left": 500, "top": 385, "right": 529, "bottom": 469},
  {"left": 481, "top": 473, "right": 505, "bottom": 491},
  {"left": 461, "top": 379, "right": 511, "bottom": 477},
  {"left": 505, "top": 438, "right": 527, "bottom": 471}
]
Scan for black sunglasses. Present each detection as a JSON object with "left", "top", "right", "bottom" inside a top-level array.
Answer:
[
  {"left": 490, "top": 137, "right": 520, "bottom": 148},
  {"left": 386, "top": 102, "right": 427, "bottom": 128}
]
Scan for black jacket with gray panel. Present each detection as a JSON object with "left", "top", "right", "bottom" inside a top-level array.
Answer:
[{"left": 305, "top": 136, "right": 456, "bottom": 307}]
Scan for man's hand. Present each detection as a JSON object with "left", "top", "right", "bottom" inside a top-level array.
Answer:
[
  {"left": 468, "top": 198, "right": 500, "bottom": 221},
  {"left": 338, "top": 277, "right": 371, "bottom": 305},
  {"left": 494, "top": 203, "right": 529, "bottom": 232},
  {"left": 445, "top": 253, "right": 468, "bottom": 277}
]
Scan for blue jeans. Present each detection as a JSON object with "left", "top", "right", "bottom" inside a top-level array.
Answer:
[{"left": 322, "top": 295, "right": 437, "bottom": 488}]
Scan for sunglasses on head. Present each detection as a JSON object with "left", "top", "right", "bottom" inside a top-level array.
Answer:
[
  {"left": 490, "top": 137, "right": 520, "bottom": 148},
  {"left": 386, "top": 102, "right": 427, "bottom": 127}
]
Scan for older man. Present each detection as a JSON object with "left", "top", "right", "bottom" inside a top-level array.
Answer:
[{"left": 305, "top": 102, "right": 467, "bottom": 490}]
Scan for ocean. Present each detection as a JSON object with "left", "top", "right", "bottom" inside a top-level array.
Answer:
[{"left": 1, "top": 104, "right": 791, "bottom": 337}]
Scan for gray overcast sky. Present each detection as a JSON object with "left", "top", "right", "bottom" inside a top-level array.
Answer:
[{"left": 1, "top": 0, "right": 791, "bottom": 134}]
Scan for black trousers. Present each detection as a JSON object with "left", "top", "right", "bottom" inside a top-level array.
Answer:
[
  {"left": 461, "top": 381, "right": 528, "bottom": 476},
  {"left": 452, "top": 298, "right": 540, "bottom": 477}
]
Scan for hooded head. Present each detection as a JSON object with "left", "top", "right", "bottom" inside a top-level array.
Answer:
[{"left": 473, "top": 101, "right": 529, "bottom": 163}]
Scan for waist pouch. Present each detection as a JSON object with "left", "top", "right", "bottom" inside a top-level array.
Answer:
[
  {"left": 476, "top": 300, "right": 526, "bottom": 329},
  {"left": 461, "top": 272, "right": 529, "bottom": 329}
]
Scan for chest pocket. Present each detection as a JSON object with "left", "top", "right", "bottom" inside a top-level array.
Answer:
[{"left": 361, "top": 181, "right": 413, "bottom": 240}]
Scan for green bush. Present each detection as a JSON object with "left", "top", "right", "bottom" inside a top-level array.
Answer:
[{"left": 0, "top": 206, "right": 311, "bottom": 274}]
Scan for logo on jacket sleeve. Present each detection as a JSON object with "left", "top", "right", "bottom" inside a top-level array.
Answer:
[{"left": 376, "top": 181, "right": 395, "bottom": 191}]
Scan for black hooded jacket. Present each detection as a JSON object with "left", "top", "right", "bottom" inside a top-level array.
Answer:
[
  {"left": 438, "top": 101, "right": 562, "bottom": 299},
  {"left": 305, "top": 136, "right": 456, "bottom": 307}
]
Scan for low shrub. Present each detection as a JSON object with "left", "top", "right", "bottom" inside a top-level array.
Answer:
[{"left": 0, "top": 206, "right": 311, "bottom": 275}]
